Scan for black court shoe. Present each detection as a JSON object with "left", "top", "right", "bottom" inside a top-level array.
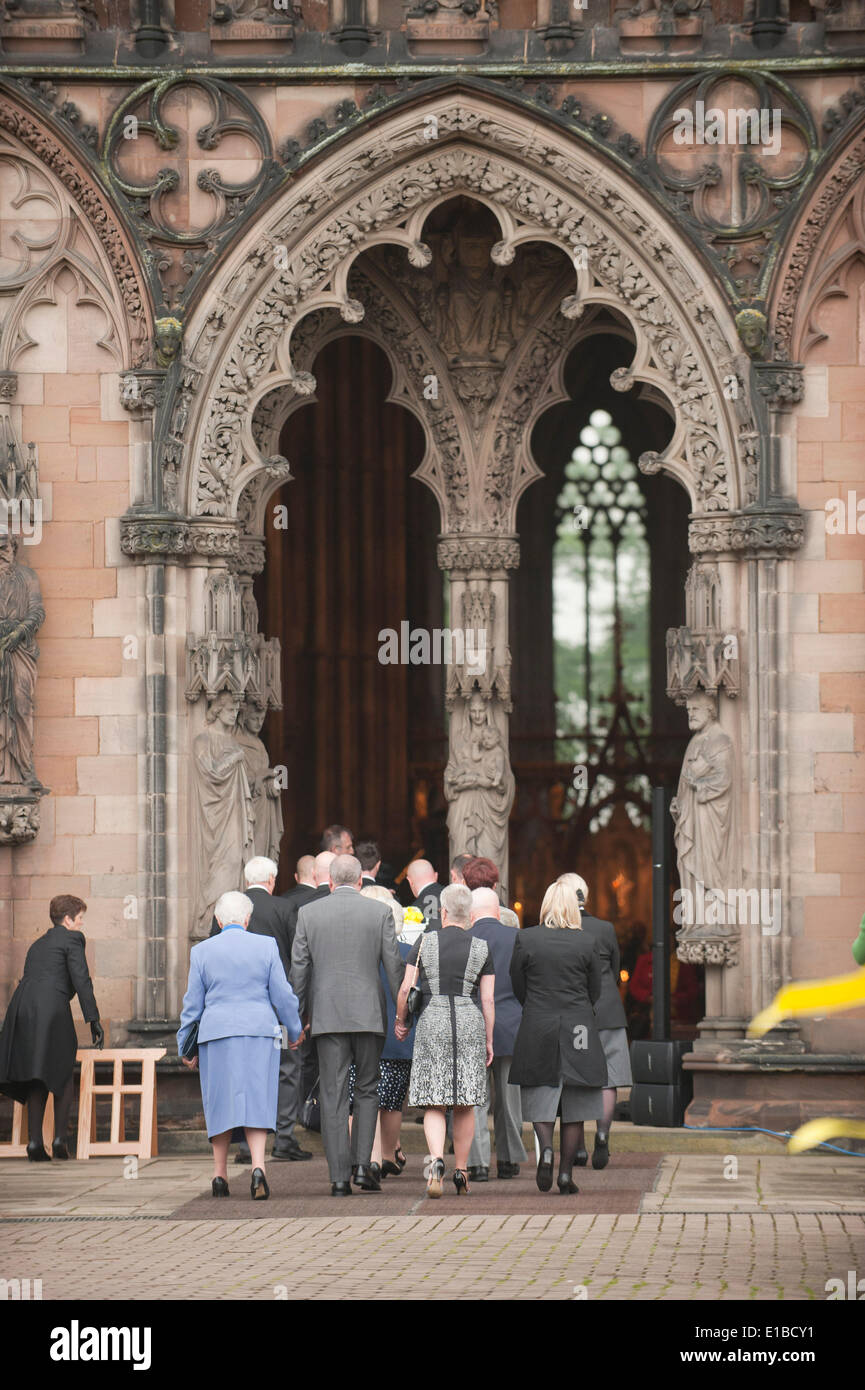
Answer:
[
  {"left": 52, "top": 1139, "right": 70, "bottom": 1160},
  {"left": 381, "top": 1159, "right": 402, "bottom": 1178},
  {"left": 250, "top": 1168, "right": 270, "bottom": 1200},
  {"left": 212, "top": 1176, "right": 230, "bottom": 1197},
  {"left": 557, "top": 1172, "right": 579, "bottom": 1195},
  {"left": 536, "top": 1147, "right": 554, "bottom": 1192},
  {"left": 574, "top": 1149, "right": 589, "bottom": 1167},
  {"left": 26, "top": 1142, "right": 51, "bottom": 1162},
  {"left": 592, "top": 1135, "right": 610, "bottom": 1170},
  {"left": 394, "top": 1147, "right": 407, "bottom": 1171},
  {"left": 452, "top": 1169, "right": 469, "bottom": 1196}
]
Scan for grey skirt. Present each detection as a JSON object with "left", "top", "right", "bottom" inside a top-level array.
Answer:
[
  {"left": 598, "top": 1027, "right": 632, "bottom": 1088},
  {"left": 520, "top": 1082, "right": 604, "bottom": 1123},
  {"left": 408, "top": 995, "right": 487, "bottom": 1108}
]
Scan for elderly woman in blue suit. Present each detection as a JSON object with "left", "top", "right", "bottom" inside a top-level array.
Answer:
[{"left": 178, "top": 889, "right": 303, "bottom": 1200}]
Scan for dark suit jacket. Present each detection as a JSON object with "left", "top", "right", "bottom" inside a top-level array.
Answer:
[
  {"left": 208, "top": 886, "right": 296, "bottom": 973},
  {"left": 579, "top": 914, "right": 627, "bottom": 1031},
  {"left": 509, "top": 925, "right": 607, "bottom": 1089},
  {"left": 468, "top": 915, "right": 522, "bottom": 1055},
  {"left": 413, "top": 880, "right": 443, "bottom": 929}
]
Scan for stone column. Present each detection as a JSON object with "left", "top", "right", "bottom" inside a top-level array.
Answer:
[{"left": 438, "top": 535, "right": 518, "bottom": 900}]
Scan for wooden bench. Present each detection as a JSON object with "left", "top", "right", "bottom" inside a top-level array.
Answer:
[{"left": 76, "top": 1048, "right": 167, "bottom": 1160}]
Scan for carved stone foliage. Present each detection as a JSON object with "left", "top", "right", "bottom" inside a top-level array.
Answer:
[
  {"left": 753, "top": 362, "right": 805, "bottom": 412},
  {"left": 688, "top": 509, "right": 805, "bottom": 556},
  {"left": 120, "top": 516, "right": 239, "bottom": 559},
  {"left": 437, "top": 536, "right": 520, "bottom": 572},
  {"left": 646, "top": 70, "right": 816, "bottom": 304},
  {"left": 184, "top": 103, "right": 751, "bottom": 533},
  {"left": 103, "top": 76, "right": 281, "bottom": 313},
  {"left": 0, "top": 83, "right": 149, "bottom": 362},
  {"left": 773, "top": 138, "right": 865, "bottom": 364}
]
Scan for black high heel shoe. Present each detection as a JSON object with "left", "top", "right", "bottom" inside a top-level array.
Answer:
[
  {"left": 574, "top": 1149, "right": 589, "bottom": 1167},
  {"left": 394, "top": 1147, "right": 407, "bottom": 1171},
  {"left": 250, "top": 1167, "right": 270, "bottom": 1200},
  {"left": 536, "top": 1146, "right": 554, "bottom": 1192},
  {"left": 592, "top": 1135, "right": 610, "bottom": 1170},
  {"left": 452, "top": 1168, "right": 469, "bottom": 1196},
  {"left": 52, "top": 1139, "right": 70, "bottom": 1161},
  {"left": 557, "top": 1172, "right": 579, "bottom": 1194},
  {"left": 212, "top": 1176, "right": 230, "bottom": 1197},
  {"left": 381, "top": 1159, "right": 402, "bottom": 1178},
  {"left": 26, "top": 1142, "right": 51, "bottom": 1162}
]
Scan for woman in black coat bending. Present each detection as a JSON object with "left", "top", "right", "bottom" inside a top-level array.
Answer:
[
  {"left": 509, "top": 878, "right": 607, "bottom": 1194},
  {"left": 0, "top": 894, "right": 103, "bottom": 1160}
]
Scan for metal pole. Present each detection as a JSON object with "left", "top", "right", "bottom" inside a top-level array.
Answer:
[{"left": 651, "top": 784, "right": 672, "bottom": 1041}]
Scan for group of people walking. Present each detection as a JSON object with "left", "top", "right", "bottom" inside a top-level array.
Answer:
[
  {"left": 177, "top": 824, "right": 634, "bottom": 1200},
  {"left": 0, "top": 828, "right": 633, "bottom": 1200}
]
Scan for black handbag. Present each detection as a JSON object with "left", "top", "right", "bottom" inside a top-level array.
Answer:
[
  {"left": 180, "top": 1020, "right": 199, "bottom": 1060},
  {"left": 405, "top": 937, "right": 426, "bottom": 1021},
  {"left": 301, "top": 1077, "right": 321, "bottom": 1133}
]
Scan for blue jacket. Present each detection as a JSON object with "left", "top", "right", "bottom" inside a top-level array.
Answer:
[
  {"left": 468, "top": 915, "right": 522, "bottom": 1056},
  {"left": 381, "top": 939, "right": 416, "bottom": 1061},
  {"left": 177, "top": 926, "right": 303, "bottom": 1052}
]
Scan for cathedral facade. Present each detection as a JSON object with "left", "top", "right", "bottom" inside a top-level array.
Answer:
[{"left": 0, "top": 0, "right": 863, "bottom": 1129}]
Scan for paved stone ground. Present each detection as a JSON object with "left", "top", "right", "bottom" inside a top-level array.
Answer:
[
  {"left": 0, "top": 1210, "right": 862, "bottom": 1300},
  {"left": 0, "top": 1148, "right": 862, "bottom": 1299}
]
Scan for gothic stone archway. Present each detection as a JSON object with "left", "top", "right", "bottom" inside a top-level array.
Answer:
[{"left": 123, "top": 88, "right": 805, "bottom": 1065}]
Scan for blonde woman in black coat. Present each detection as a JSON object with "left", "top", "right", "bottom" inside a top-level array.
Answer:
[
  {"left": 558, "top": 873, "right": 632, "bottom": 1170},
  {"left": 509, "top": 878, "right": 607, "bottom": 1194}
]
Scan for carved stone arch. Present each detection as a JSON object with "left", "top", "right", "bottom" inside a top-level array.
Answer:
[
  {"left": 179, "top": 91, "right": 754, "bottom": 528},
  {"left": 772, "top": 121, "right": 865, "bottom": 364},
  {"left": 0, "top": 88, "right": 152, "bottom": 366},
  {"left": 5, "top": 256, "right": 127, "bottom": 370}
]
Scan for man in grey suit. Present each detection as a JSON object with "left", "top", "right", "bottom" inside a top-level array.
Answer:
[{"left": 290, "top": 853, "right": 404, "bottom": 1197}]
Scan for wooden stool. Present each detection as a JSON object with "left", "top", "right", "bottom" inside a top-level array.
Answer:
[
  {"left": 0, "top": 1093, "right": 55, "bottom": 1157},
  {"left": 75, "top": 1048, "right": 167, "bottom": 1161}
]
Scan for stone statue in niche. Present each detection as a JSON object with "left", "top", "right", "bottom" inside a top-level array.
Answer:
[
  {"left": 435, "top": 210, "right": 515, "bottom": 368},
  {"left": 670, "top": 690, "right": 737, "bottom": 950},
  {"left": 189, "top": 690, "right": 254, "bottom": 938},
  {"left": 236, "top": 702, "right": 283, "bottom": 863},
  {"left": 445, "top": 689, "right": 515, "bottom": 890},
  {"left": 0, "top": 531, "right": 45, "bottom": 793}
]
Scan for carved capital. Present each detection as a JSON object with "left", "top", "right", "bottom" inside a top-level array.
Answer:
[
  {"left": 120, "top": 515, "right": 240, "bottom": 560},
  {"left": 0, "top": 792, "right": 44, "bottom": 845},
  {"left": 234, "top": 536, "right": 267, "bottom": 576},
  {"left": 0, "top": 371, "right": 17, "bottom": 401},
  {"left": 437, "top": 536, "right": 520, "bottom": 573},
  {"left": 753, "top": 362, "right": 805, "bottom": 413},
  {"left": 676, "top": 931, "right": 739, "bottom": 968},
  {"left": 120, "top": 369, "right": 168, "bottom": 415},
  {"left": 689, "top": 510, "right": 805, "bottom": 558}
]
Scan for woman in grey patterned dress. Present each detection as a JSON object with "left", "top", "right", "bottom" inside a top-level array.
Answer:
[{"left": 394, "top": 883, "right": 494, "bottom": 1197}]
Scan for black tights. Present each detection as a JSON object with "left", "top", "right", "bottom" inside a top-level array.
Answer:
[
  {"left": 533, "top": 1121, "right": 583, "bottom": 1178},
  {"left": 27, "top": 1077, "right": 75, "bottom": 1146}
]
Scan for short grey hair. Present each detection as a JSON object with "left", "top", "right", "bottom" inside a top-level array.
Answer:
[
  {"left": 330, "top": 853, "right": 362, "bottom": 887},
  {"left": 214, "top": 891, "right": 254, "bottom": 927},
  {"left": 244, "top": 856, "right": 277, "bottom": 886},
  {"left": 361, "top": 884, "right": 404, "bottom": 933},
  {"left": 500, "top": 907, "right": 520, "bottom": 930},
  {"left": 440, "top": 883, "right": 472, "bottom": 926}
]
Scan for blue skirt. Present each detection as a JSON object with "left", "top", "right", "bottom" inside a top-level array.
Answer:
[{"left": 198, "top": 1035, "right": 280, "bottom": 1139}]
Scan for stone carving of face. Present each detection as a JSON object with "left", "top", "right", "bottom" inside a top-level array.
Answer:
[
  {"left": 0, "top": 531, "right": 17, "bottom": 568},
  {"left": 242, "top": 704, "right": 266, "bottom": 734},
  {"left": 685, "top": 694, "right": 715, "bottom": 733},
  {"left": 735, "top": 308, "right": 767, "bottom": 358},
  {"left": 456, "top": 233, "right": 492, "bottom": 275},
  {"left": 208, "top": 692, "right": 240, "bottom": 729},
  {"left": 468, "top": 693, "right": 487, "bottom": 727},
  {"left": 481, "top": 725, "right": 499, "bottom": 750},
  {"left": 154, "top": 316, "right": 183, "bottom": 367}
]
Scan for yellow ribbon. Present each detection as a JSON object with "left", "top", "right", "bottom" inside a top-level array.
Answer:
[
  {"left": 786, "top": 1118, "right": 865, "bottom": 1155},
  {"left": 747, "top": 968, "right": 865, "bottom": 1038}
]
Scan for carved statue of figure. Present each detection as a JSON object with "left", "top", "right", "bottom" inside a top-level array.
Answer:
[
  {"left": 670, "top": 690, "right": 735, "bottom": 934},
  {"left": 435, "top": 212, "right": 514, "bottom": 366},
  {"left": 236, "top": 702, "right": 283, "bottom": 863},
  {"left": 0, "top": 531, "right": 45, "bottom": 790},
  {"left": 153, "top": 315, "right": 183, "bottom": 368},
  {"left": 444, "top": 691, "right": 515, "bottom": 885},
  {"left": 189, "top": 690, "right": 254, "bottom": 938}
]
